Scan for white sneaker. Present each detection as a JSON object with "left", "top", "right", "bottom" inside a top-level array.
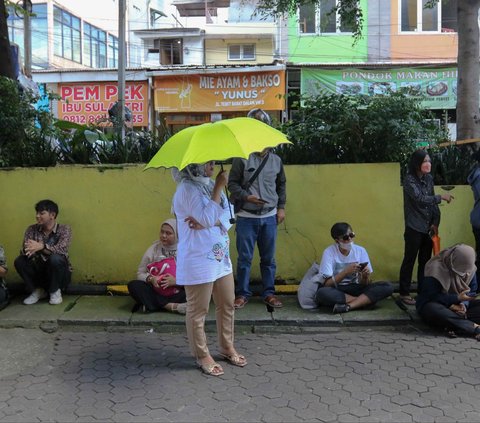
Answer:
[
  {"left": 23, "top": 288, "right": 47, "bottom": 305},
  {"left": 175, "top": 302, "right": 187, "bottom": 315},
  {"left": 49, "top": 289, "right": 63, "bottom": 305}
]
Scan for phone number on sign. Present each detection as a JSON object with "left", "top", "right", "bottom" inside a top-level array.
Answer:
[{"left": 62, "top": 114, "right": 144, "bottom": 124}]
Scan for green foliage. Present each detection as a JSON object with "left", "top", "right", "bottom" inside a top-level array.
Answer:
[
  {"left": 0, "top": 76, "right": 167, "bottom": 167},
  {"left": 429, "top": 145, "right": 476, "bottom": 186},
  {"left": 277, "top": 91, "right": 447, "bottom": 168},
  {"left": 55, "top": 121, "right": 167, "bottom": 165},
  {"left": 256, "top": 0, "right": 364, "bottom": 41},
  {"left": 0, "top": 76, "right": 58, "bottom": 167}
]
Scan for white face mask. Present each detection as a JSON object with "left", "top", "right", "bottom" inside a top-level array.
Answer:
[{"left": 338, "top": 241, "right": 353, "bottom": 252}]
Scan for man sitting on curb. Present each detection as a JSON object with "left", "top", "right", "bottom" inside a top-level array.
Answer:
[
  {"left": 298, "top": 222, "right": 393, "bottom": 313},
  {"left": 15, "top": 199, "right": 72, "bottom": 305}
]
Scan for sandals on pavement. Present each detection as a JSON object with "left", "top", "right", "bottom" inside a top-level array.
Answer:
[
  {"left": 219, "top": 352, "right": 247, "bottom": 367},
  {"left": 234, "top": 296, "right": 248, "bottom": 309},
  {"left": 264, "top": 295, "right": 283, "bottom": 308},
  {"left": 399, "top": 296, "right": 416, "bottom": 306},
  {"left": 196, "top": 361, "right": 224, "bottom": 376}
]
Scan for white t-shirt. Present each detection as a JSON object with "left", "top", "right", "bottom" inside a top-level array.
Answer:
[
  {"left": 319, "top": 243, "right": 373, "bottom": 285},
  {"left": 173, "top": 180, "right": 233, "bottom": 285}
]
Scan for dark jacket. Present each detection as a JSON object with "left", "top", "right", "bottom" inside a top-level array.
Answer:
[
  {"left": 228, "top": 152, "right": 286, "bottom": 214},
  {"left": 416, "top": 274, "right": 478, "bottom": 312},
  {"left": 467, "top": 166, "right": 480, "bottom": 229},
  {"left": 403, "top": 173, "right": 441, "bottom": 234}
]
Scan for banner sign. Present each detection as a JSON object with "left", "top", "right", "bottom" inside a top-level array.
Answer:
[
  {"left": 302, "top": 67, "right": 458, "bottom": 109},
  {"left": 154, "top": 70, "right": 285, "bottom": 112},
  {"left": 58, "top": 81, "right": 149, "bottom": 126}
]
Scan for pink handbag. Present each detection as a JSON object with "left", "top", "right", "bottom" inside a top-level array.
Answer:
[{"left": 146, "top": 257, "right": 180, "bottom": 297}]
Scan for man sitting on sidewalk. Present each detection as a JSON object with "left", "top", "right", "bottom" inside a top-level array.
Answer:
[
  {"left": 298, "top": 222, "right": 393, "bottom": 313},
  {"left": 15, "top": 199, "right": 72, "bottom": 305}
]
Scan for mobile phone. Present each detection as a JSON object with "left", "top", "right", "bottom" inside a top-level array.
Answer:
[
  {"left": 359, "top": 262, "right": 368, "bottom": 270},
  {"left": 467, "top": 292, "right": 478, "bottom": 298}
]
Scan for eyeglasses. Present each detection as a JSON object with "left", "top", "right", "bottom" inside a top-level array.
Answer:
[{"left": 340, "top": 233, "right": 355, "bottom": 241}]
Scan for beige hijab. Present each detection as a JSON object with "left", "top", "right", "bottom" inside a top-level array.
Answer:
[
  {"left": 158, "top": 218, "right": 177, "bottom": 258},
  {"left": 424, "top": 244, "right": 476, "bottom": 295}
]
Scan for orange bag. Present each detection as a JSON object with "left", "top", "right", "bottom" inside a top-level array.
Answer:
[{"left": 431, "top": 234, "right": 441, "bottom": 256}]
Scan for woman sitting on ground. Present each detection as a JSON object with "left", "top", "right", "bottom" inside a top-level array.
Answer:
[
  {"left": 416, "top": 243, "right": 480, "bottom": 339},
  {"left": 298, "top": 222, "right": 393, "bottom": 313},
  {"left": 128, "top": 218, "right": 186, "bottom": 314}
]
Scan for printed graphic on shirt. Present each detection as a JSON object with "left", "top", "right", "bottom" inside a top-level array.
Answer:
[
  {"left": 207, "top": 239, "right": 230, "bottom": 263},
  {"left": 322, "top": 262, "right": 359, "bottom": 285}
]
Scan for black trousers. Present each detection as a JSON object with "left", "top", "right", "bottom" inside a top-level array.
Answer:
[
  {"left": 14, "top": 254, "right": 71, "bottom": 294},
  {"left": 128, "top": 280, "right": 186, "bottom": 312},
  {"left": 315, "top": 282, "right": 394, "bottom": 307},
  {"left": 399, "top": 227, "right": 432, "bottom": 296},
  {"left": 419, "top": 300, "right": 480, "bottom": 336}
]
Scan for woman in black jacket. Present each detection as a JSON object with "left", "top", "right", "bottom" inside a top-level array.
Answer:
[{"left": 398, "top": 149, "right": 453, "bottom": 305}]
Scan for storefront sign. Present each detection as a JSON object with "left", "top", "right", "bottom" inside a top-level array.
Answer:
[
  {"left": 58, "top": 81, "right": 149, "bottom": 126},
  {"left": 154, "top": 70, "right": 285, "bottom": 112},
  {"left": 302, "top": 67, "right": 458, "bottom": 109}
]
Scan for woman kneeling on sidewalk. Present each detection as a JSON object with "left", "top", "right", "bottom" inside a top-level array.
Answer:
[
  {"left": 416, "top": 244, "right": 480, "bottom": 340},
  {"left": 298, "top": 222, "right": 393, "bottom": 313}
]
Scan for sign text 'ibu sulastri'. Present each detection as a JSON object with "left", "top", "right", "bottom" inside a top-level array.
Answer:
[{"left": 58, "top": 82, "right": 148, "bottom": 126}]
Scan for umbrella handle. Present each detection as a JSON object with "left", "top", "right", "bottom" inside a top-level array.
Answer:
[{"left": 220, "top": 163, "right": 236, "bottom": 224}]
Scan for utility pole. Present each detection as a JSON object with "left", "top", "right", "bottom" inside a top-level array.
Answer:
[
  {"left": 117, "top": 0, "right": 126, "bottom": 139},
  {"left": 23, "top": 0, "right": 32, "bottom": 77}
]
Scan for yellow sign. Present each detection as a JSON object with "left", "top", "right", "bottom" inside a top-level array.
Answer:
[
  {"left": 58, "top": 82, "right": 149, "bottom": 126},
  {"left": 154, "top": 70, "right": 285, "bottom": 112}
]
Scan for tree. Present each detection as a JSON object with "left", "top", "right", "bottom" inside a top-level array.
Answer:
[
  {"left": 257, "top": 0, "right": 480, "bottom": 144},
  {"left": 277, "top": 91, "right": 446, "bottom": 166},
  {"left": 0, "top": 0, "right": 14, "bottom": 79}
]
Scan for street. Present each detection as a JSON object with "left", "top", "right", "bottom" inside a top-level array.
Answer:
[{"left": 1, "top": 326, "right": 480, "bottom": 422}]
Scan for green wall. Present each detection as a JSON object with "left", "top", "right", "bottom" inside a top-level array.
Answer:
[
  {"left": 287, "top": 0, "right": 368, "bottom": 64},
  {"left": 0, "top": 163, "right": 474, "bottom": 285}
]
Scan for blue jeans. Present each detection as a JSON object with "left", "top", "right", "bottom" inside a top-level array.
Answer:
[{"left": 235, "top": 215, "right": 277, "bottom": 299}]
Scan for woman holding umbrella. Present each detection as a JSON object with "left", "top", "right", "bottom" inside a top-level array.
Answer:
[{"left": 173, "top": 161, "right": 247, "bottom": 376}]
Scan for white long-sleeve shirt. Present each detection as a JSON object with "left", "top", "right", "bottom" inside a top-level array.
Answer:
[{"left": 173, "top": 180, "right": 233, "bottom": 285}]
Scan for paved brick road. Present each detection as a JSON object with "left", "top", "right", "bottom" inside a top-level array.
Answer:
[{"left": 1, "top": 327, "right": 480, "bottom": 422}]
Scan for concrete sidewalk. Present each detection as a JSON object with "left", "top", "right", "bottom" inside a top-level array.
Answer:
[{"left": 0, "top": 293, "right": 420, "bottom": 332}]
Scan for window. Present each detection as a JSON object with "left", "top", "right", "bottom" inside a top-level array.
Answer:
[
  {"left": 155, "top": 39, "right": 183, "bottom": 65},
  {"left": 401, "top": 0, "right": 457, "bottom": 32},
  {"left": 6, "top": 5, "right": 23, "bottom": 46},
  {"left": 53, "top": 6, "right": 81, "bottom": 63},
  {"left": 228, "top": 44, "right": 255, "bottom": 60},
  {"left": 83, "top": 23, "right": 107, "bottom": 68},
  {"left": 7, "top": 3, "right": 49, "bottom": 68},
  {"left": 108, "top": 35, "right": 118, "bottom": 68},
  {"left": 299, "top": 0, "right": 356, "bottom": 35},
  {"left": 31, "top": 4, "right": 48, "bottom": 67}
]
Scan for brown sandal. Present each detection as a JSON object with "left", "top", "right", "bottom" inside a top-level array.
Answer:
[
  {"left": 234, "top": 296, "right": 248, "bottom": 309},
  {"left": 264, "top": 295, "right": 283, "bottom": 308}
]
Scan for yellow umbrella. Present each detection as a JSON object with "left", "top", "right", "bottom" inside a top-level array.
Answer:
[{"left": 144, "top": 117, "right": 291, "bottom": 170}]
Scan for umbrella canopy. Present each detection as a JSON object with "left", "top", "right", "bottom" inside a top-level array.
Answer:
[{"left": 145, "top": 117, "right": 291, "bottom": 170}]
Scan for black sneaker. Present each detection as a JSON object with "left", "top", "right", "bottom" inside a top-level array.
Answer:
[{"left": 333, "top": 303, "right": 350, "bottom": 314}]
